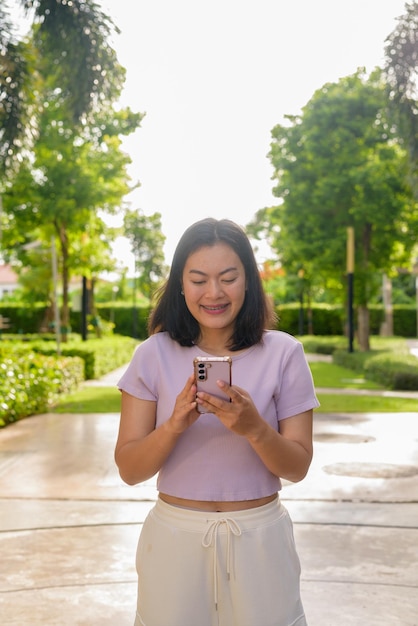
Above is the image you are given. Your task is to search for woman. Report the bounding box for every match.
[115,218,319,626]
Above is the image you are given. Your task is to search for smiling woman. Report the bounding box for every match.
[115,217,319,626]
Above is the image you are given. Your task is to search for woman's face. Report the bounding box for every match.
[181,243,246,335]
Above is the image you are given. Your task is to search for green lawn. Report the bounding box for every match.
[316,393,418,413]
[308,361,382,389]
[53,387,121,413]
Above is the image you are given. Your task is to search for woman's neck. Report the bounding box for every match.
[196,330,232,356]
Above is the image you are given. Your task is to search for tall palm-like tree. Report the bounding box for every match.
[0,0,121,175]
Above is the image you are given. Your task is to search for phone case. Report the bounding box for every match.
[193,356,232,413]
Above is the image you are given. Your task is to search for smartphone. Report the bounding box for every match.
[193,356,232,413]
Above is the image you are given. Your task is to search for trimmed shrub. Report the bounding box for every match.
[299,336,348,355]
[0,352,84,427]
[364,353,418,391]
[29,336,138,379]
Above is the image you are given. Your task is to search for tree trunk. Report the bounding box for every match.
[57,225,70,343]
[357,305,370,351]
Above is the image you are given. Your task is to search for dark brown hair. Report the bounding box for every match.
[148,218,275,350]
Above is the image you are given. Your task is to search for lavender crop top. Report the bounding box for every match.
[117,330,319,501]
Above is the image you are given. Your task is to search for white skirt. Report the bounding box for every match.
[134,497,307,626]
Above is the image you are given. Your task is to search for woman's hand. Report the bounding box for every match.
[165,374,201,435]
[196,381,265,439]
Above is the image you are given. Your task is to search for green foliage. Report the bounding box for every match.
[0,334,138,426]
[384,0,418,194]
[393,305,417,337]
[364,352,418,391]
[277,303,341,335]
[0,351,84,427]
[1,0,123,174]
[266,70,415,284]
[298,335,348,355]
[1,11,144,331]
[0,302,152,338]
[72,305,152,340]
[0,302,47,333]
[332,346,418,391]
[251,69,417,349]
[123,209,168,298]
[28,336,138,379]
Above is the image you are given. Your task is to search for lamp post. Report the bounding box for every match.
[347,227,355,353]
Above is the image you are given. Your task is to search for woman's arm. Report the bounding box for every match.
[196,383,313,483]
[115,375,199,485]
[246,410,313,482]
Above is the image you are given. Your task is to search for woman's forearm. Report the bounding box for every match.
[247,420,313,483]
[115,421,181,486]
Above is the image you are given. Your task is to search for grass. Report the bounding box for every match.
[316,393,418,413]
[53,386,121,413]
[52,359,418,414]
[308,362,382,389]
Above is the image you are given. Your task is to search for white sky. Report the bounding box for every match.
[100,1,407,271]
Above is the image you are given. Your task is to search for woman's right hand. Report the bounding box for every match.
[165,374,200,435]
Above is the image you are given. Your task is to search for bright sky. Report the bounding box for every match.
[100,1,406,271]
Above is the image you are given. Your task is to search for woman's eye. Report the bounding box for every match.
[222,277,236,284]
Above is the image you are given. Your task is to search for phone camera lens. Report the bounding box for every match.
[198,374,205,380]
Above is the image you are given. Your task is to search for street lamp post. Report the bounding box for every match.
[347,227,355,353]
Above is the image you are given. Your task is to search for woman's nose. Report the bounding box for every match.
[207,280,224,297]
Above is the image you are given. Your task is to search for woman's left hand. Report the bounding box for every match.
[196,381,266,439]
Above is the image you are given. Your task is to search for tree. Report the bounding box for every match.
[254,70,416,349]
[2,81,143,334]
[384,1,418,196]
[0,0,121,176]
[123,209,167,299]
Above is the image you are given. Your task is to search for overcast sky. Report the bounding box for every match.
[99,1,407,270]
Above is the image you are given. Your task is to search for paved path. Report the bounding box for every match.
[0,362,417,625]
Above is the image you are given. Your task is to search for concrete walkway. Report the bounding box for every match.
[0,364,417,625]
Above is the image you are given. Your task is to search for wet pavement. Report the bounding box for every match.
[0,364,417,625]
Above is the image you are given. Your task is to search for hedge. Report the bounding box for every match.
[27,336,138,379]
[333,348,418,391]
[0,351,84,427]
[1,302,416,339]
[364,353,418,390]
[0,335,139,427]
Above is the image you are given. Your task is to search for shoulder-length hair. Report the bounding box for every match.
[148,218,275,350]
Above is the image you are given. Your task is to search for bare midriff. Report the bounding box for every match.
[159,492,278,512]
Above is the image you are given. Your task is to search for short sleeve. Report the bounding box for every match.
[275,341,320,420]
[117,339,158,401]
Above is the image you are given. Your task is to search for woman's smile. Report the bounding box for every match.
[201,303,230,314]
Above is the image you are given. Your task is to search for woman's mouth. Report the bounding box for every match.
[201,304,229,314]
